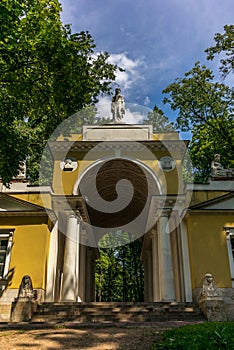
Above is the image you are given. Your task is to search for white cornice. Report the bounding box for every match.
[48,140,189,158]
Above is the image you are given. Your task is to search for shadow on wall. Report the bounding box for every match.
[0,267,15,298]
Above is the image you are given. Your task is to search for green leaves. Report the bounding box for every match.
[95,232,144,302]
[163,62,232,131]
[163,60,234,180]
[143,105,174,132]
[0,0,118,185]
[206,25,234,78]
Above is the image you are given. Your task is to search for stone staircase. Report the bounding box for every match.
[31,302,205,323]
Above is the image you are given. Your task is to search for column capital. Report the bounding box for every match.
[66,211,83,221]
[66,212,77,219]
[150,227,157,236]
[161,209,172,218]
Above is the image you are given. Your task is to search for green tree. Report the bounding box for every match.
[95,247,122,302]
[205,24,234,79]
[143,105,174,132]
[95,232,144,302]
[0,0,118,185]
[163,62,234,179]
[38,106,112,185]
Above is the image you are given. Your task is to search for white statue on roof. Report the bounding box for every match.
[111,88,125,122]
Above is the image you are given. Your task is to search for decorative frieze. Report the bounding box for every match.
[48,140,188,158]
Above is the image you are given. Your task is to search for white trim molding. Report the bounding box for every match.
[224,226,234,288]
[0,229,14,291]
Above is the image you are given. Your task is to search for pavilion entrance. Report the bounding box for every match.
[46,154,192,303]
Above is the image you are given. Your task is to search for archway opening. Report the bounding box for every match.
[76,158,161,302]
[95,231,144,302]
[77,158,161,236]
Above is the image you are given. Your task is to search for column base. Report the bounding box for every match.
[60,296,82,303]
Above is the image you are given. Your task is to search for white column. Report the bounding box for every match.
[158,211,176,301]
[75,220,80,302]
[180,220,193,301]
[61,214,80,301]
[46,222,58,301]
[152,229,160,301]
[78,229,87,301]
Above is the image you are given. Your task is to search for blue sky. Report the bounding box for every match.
[59,0,233,124]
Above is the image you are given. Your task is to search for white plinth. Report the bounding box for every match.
[83,124,153,141]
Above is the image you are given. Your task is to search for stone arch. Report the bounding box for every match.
[73,157,162,236]
[73,156,163,196]
[55,157,191,303]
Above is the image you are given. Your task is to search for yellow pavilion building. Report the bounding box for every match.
[0,124,233,321]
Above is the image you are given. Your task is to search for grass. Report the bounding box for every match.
[0,329,25,337]
[152,322,234,350]
[53,323,67,329]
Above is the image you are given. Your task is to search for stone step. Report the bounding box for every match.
[31,302,204,323]
[35,309,199,317]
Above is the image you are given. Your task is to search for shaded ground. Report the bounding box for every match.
[0,322,204,349]
[0,325,160,350]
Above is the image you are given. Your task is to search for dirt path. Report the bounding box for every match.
[0,325,162,350]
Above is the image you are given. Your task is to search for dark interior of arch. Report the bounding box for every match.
[78,158,160,234]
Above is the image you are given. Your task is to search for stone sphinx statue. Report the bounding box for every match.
[211,154,234,178]
[200,273,220,300]
[198,273,227,321]
[18,275,34,299]
[111,88,125,122]
[11,275,36,322]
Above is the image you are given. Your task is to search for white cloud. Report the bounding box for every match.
[108,53,145,90]
[96,96,112,119]
[60,0,234,109]
[124,108,144,124]
[109,53,143,73]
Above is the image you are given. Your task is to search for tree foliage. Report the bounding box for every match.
[95,232,144,302]
[163,62,234,179]
[205,24,234,78]
[0,0,118,185]
[143,105,174,132]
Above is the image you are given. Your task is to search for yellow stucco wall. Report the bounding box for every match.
[187,213,233,289]
[153,132,180,140]
[0,217,50,290]
[53,158,183,195]
[10,193,52,209]
[190,191,229,206]
[57,134,82,141]
[52,152,184,196]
